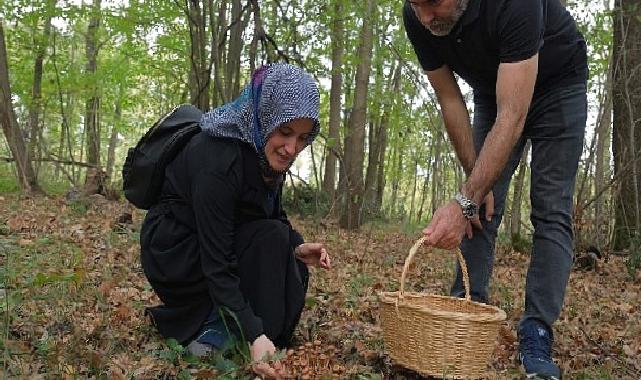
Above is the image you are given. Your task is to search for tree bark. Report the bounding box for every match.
[595,62,613,249]
[612,0,641,249]
[84,0,101,169]
[339,0,374,230]
[374,65,401,212]
[106,99,121,183]
[322,0,344,200]
[430,135,443,216]
[510,141,530,239]
[28,0,55,175]
[225,0,244,100]
[407,154,419,223]
[0,23,41,193]
[388,146,403,217]
[187,0,210,110]
[212,0,227,105]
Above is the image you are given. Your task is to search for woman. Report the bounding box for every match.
[140,63,331,378]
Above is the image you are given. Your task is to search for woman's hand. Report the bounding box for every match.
[251,335,287,379]
[294,243,331,269]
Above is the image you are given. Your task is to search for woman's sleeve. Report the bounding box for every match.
[190,153,264,343]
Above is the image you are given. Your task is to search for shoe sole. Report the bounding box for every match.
[525,371,560,380]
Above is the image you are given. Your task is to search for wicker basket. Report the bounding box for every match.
[379,237,506,379]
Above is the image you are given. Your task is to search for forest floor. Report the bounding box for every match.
[1,194,640,379]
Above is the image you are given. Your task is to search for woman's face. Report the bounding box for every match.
[264,118,314,173]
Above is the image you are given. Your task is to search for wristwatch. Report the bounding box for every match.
[455,192,479,220]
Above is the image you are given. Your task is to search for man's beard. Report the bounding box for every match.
[426,0,469,36]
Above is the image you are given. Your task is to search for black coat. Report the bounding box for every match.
[140,133,304,344]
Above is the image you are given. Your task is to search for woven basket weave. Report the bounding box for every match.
[379,237,506,379]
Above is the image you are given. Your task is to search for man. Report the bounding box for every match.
[403,0,587,379]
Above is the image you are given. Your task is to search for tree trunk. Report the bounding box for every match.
[106,99,121,183]
[510,141,530,239]
[339,0,374,230]
[84,0,101,170]
[187,0,210,110]
[212,0,226,105]
[430,135,443,216]
[595,62,613,250]
[374,66,401,213]
[417,173,429,223]
[363,56,384,215]
[51,28,76,182]
[322,0,344,200]
[388,146,403,217]
[28,1,55,175]
[225,0,244,100]
[407,154,419,223]
[249,0,269,73]
[0,23,41,193]
[612,0,641,249]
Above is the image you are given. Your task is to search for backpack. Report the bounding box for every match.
[122,104,203,209]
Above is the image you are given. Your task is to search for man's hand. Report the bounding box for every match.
[469,191,495,232]
[251,335,287,379]
[423,191,495,249]
[294,243,331,270]
[423,200,468,250]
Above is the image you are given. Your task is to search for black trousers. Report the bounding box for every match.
[233,220,308,347]
[142,207,308,347]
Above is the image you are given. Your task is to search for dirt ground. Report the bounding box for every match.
[1,194,639,379]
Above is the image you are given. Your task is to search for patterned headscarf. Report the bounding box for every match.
[201,63,320,176]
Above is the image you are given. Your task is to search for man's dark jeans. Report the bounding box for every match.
[451,83,587,329]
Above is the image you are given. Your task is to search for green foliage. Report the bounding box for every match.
[347,272,374,308]
[282,184,332,217]
[511,233,532,254]
[0,166,20,193]
[155,308,257,379]
[68,200,88,215]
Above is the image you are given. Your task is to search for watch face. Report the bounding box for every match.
[455,193,478,219]
[464,205,476,217]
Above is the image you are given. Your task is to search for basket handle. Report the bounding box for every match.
[398,237,471,302]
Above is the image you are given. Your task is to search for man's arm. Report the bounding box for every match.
[426,66,476,176]
[461,54,539,205]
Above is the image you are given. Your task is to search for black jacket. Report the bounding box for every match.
[140,132,304,343]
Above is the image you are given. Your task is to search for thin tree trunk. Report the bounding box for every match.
[28,1,55,176]
[408,155,419,223]
[84,0,101,170]
[187,0,210,109]
[249,0,267,73]
[226,0,243,100]
[389,146,403,217]
[363,56,384,214]
[212,0,226,105]
[510,141,530,238]
[335,71,353,218]
[106,99,121,183]
[339,0,375,230]
[612,0,641,249]
[374,66,401,213]
[430,136,443,216]
[0,23,41,193]
[595,62,613,250]
[56,115,64,180]
[322,0,344,200]
[417,174,429,223]
[51,29,76,181]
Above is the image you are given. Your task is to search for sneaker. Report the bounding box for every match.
[186,340,215,357]
[518,320,562,379]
